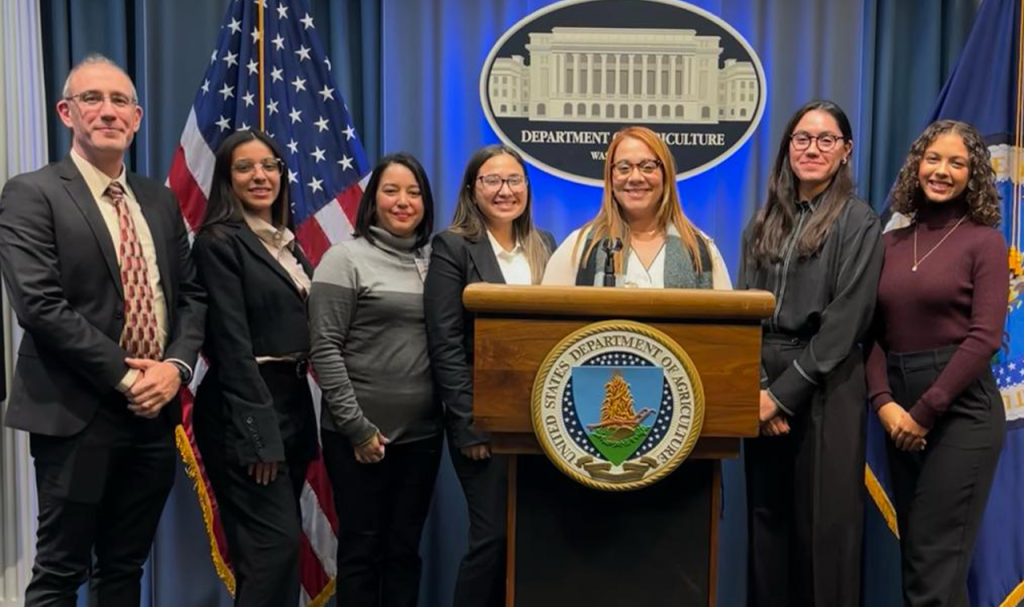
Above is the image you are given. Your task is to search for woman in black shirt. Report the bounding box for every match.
[739,100,883,607]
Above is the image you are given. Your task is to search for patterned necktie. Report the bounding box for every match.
[106,182,163,360]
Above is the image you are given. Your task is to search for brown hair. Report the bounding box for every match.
[449,145,551,283]
[201,129,291,232]
[748,100,856,266]
[574,126,705,274]
[890,120,1000,227]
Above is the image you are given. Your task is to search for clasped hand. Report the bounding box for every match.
[878,402,928,452]
[125,358,182,418]
[354,432,389,464]
[758,390,790,436]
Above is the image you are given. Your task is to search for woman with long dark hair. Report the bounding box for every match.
[867,120,1007,607]
[424,144,554,607]
[542,125,730,288]
[309,152,440,607]
[192,129,317,607]
[739,100,883,607]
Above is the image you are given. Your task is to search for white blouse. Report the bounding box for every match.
[541,227,733,289]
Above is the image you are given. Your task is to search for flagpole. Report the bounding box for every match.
[1013,0,1023,260]
[258,0,265,132]
[1012,0,1024,268]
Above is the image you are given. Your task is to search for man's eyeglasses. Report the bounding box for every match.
[232,158,284,175]
[790,132,844,152]
[65,91,136,110]
[478,174,526,190]
[612,159,662,177]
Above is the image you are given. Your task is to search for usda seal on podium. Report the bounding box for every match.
[531,320,704,491]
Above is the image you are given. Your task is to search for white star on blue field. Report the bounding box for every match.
[560,352,673,458]
[995,358,1024,390]
[587,352,649,367]
[562,378,601,456]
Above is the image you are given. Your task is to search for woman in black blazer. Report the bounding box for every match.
[192,130,317,607]
[424,144,555,607]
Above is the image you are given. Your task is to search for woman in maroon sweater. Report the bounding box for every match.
[867,120,1007,607]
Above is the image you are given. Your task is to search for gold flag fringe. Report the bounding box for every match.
[175,424,237,596]
[864,464,900,539]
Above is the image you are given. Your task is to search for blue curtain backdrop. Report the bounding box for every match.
[35,1,981,605]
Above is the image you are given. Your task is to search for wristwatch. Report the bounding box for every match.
[168,360,192,384]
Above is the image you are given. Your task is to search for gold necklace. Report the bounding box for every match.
[912,215,968,272]
[629,225,663,241]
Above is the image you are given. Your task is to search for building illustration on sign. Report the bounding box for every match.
[488,27,759,123]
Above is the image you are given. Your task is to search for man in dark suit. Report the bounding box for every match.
[1,287,6,402]
[0,54,205,607]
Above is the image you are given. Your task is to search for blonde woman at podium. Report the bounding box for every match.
[541,125,731,289]
[424,145,555,607]
[738,100,883,607]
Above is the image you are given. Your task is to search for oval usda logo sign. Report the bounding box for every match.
[531,320,705,491]
[480,0,767,185]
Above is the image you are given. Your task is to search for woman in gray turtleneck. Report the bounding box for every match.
[308,153,441,607]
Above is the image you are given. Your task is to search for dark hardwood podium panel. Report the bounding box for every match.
[464,285,774,451]
[473,317,762,446]
[511,456,719,607]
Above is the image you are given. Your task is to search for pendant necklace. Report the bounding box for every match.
[912,215,968,272]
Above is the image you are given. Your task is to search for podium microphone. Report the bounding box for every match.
[601,238,623,287]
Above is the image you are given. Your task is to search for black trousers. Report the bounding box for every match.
[885,347,1005,607]
[25,404,177,607]
[449,441,508,607]
[323,430,442,607]
[199,442,307,607]
[194,364,316,607]
[746,338,865,607]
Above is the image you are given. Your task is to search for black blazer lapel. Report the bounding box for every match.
[467,236,506,284]
[238,225,309,297]
[294,245,313,278]
[57,158,123,299]
[128,173,174,306]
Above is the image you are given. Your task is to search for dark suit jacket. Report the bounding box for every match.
[191,222,316,466]
[0,157,206,437]
[424,228,556,448]
[1,282,5,402]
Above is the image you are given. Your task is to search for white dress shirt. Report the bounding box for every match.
[486,229,533,286]
[70,150,188,391]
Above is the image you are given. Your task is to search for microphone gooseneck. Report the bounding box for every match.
[601,238,623,287]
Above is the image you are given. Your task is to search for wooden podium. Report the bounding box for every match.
[463,285,774,607]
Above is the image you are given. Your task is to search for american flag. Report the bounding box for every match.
[166,1,371,605]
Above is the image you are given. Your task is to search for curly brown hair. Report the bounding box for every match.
[890,120,1000,227]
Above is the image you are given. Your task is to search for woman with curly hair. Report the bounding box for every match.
[866,119,1008,607]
